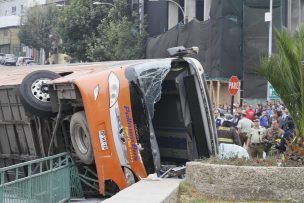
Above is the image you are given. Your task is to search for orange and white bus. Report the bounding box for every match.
[0,47,218,196]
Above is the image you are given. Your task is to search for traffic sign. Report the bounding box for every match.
[268,84,280,100]
[228,76,239,96]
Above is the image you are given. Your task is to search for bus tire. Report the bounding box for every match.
[19,70,60,117]
[70,111,94,164]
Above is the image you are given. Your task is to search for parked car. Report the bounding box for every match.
[25,60,38,66]
[16,57,33,66]
[0,46,218,196]
[3,54,16,66]
[0,53,4,64]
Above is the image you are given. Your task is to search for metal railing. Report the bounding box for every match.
[0,152,73,203]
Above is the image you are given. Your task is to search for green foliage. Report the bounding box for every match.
[19,5,60,59]
[259,28,304,138]
[87,0,147,61]
[179,181,192,196]
[58,0,108,61]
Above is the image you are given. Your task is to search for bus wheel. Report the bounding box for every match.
[70,111,94,164]
[18,70,60,117]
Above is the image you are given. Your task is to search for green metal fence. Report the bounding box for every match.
[0,152,73,203]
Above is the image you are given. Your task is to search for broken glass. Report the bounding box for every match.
[132,60,171,118]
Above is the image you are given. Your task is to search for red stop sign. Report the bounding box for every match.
[228,76,239,96]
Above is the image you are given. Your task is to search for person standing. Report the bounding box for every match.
[237,110,254,146]
[247,116,266,158]
[255,104,263,117]
[217,120,242,146]
[279,118,295,153]
[281,108,290,129]
[263,119,285,157]
[214,109,224,128]
[259,110,270,128]
[232,111,241,127]
[246,105,255,121]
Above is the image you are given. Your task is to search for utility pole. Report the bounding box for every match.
[268,0,273,58]
[266,0,273,101]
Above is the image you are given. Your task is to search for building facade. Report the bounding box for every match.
[145,0,209,36]
[0,0,46,59]
[145,0,304,103]
[287,0,304,33]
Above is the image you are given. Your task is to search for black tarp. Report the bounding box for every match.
[210,0,243,19]
[145,1,168,37]
[146,17,243,79]
[243,2,282,98]
[145,0,283,100]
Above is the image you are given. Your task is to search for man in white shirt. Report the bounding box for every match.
[237,110,254,146]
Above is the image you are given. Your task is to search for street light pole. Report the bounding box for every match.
[8,29,12,54]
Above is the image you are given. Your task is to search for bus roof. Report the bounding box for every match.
[0,59,165,87]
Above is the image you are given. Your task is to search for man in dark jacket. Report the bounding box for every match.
[279,118,295,153]
[217,120,242,146]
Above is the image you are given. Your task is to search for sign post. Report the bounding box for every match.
[228,76,240,115]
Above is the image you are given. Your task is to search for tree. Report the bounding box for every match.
[259,28,304,161]
[259,28,304,138]
[87,0,147,61]
[19,5,59,61]
[58,0,108,61]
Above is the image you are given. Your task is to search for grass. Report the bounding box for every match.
[177,181,285,203]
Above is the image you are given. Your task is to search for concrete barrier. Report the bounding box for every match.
[103,178,182,203]
[186,162,304,202]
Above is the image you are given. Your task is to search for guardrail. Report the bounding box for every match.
[0,152,72,203]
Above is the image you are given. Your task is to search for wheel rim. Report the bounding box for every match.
[75,124,89,154]
[31,78,51,102]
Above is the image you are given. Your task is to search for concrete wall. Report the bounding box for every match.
[167,0,211,30]
[168,2,179,29]
[287,0,304,33]
[185,0,196,22]
[204,0,211,20]
[186,162,304,202]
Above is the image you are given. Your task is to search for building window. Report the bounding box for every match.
[5,10,9,16]
[196,0,204,21]
[4,30,8,36]
[12,6,16,15]
[21,5,24,14]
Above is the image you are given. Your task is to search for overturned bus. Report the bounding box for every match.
[0,47,218,196]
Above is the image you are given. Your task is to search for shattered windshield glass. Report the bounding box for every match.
[132,60,171,118]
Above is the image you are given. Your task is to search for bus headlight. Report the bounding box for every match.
[109,72,120,108]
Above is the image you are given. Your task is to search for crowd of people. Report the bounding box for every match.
[214,101,295,159]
